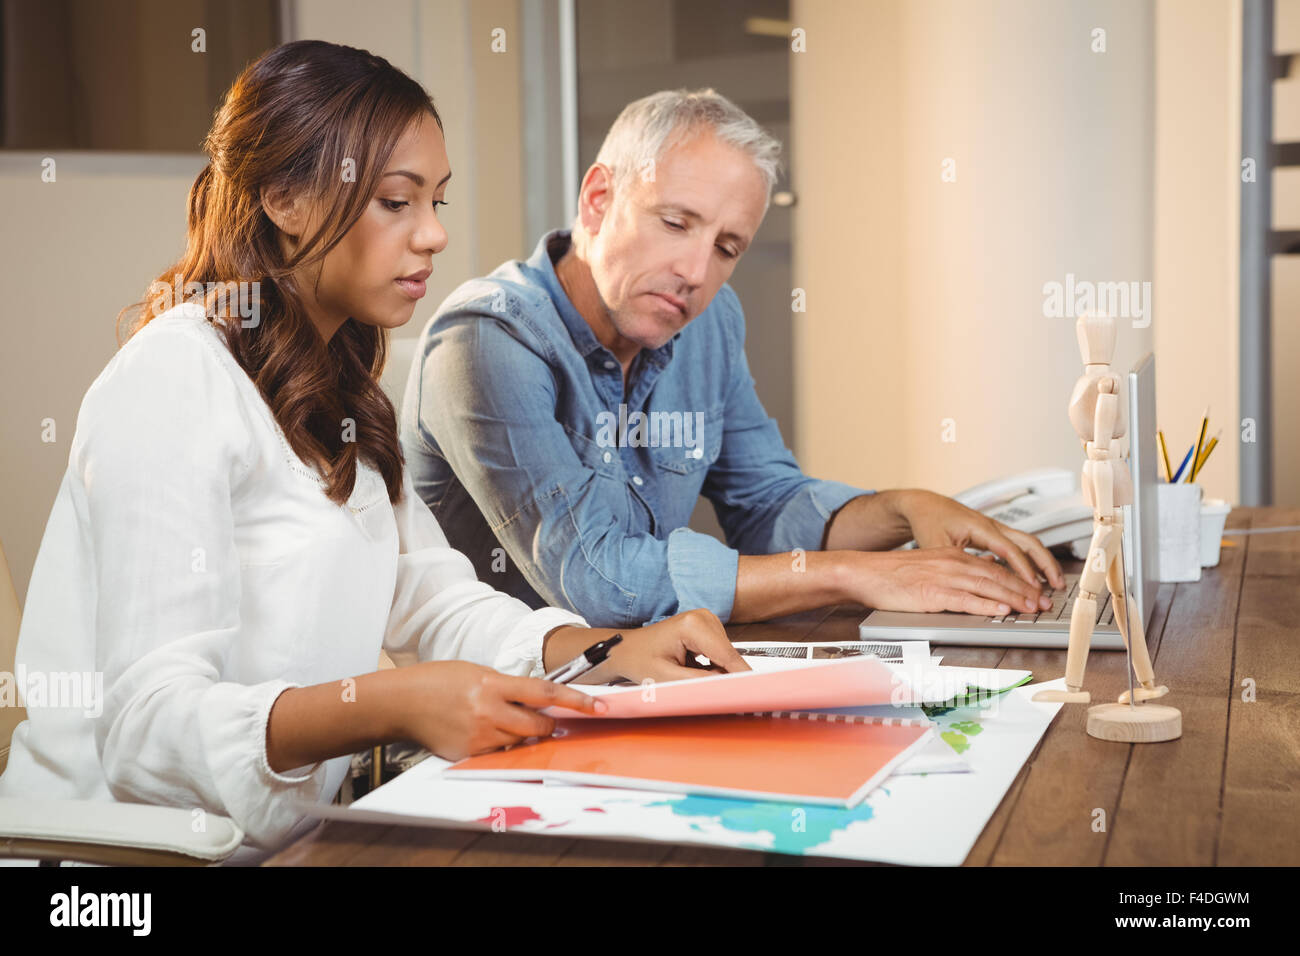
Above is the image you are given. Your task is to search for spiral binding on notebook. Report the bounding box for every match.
[742,711,936,727]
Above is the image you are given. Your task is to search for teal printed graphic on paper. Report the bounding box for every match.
[650,795,876,855]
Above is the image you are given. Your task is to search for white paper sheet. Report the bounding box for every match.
[299,678,1064,865]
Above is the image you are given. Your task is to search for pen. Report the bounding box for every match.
[1157,430,1173,483]
[543,634,623,684]
[1170,445,1195,483]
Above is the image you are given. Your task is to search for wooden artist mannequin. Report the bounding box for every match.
[1031,313,1182,743]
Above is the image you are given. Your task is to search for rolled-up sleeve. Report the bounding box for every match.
[764,480,872,552]
[384,466,588,676]
[665,528,739,621]
[84,326,330,851]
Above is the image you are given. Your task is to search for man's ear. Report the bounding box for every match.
[576,163,615,237]
[260,182,307,239]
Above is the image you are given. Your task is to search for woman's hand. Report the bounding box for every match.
[395,660,607,761]
[587,608,750,684]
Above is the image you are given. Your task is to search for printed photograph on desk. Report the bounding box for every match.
[727,639,933,665]
[0,0,1293,936]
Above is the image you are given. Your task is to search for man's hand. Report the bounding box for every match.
[840,547,1054,618]
[897,490,1066,603]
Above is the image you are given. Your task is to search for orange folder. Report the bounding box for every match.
[446,712,935,807]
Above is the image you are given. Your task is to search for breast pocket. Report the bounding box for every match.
[649,406,723,478]
[647,407,724,531]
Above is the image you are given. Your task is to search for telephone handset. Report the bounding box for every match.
[899,466,1094,551]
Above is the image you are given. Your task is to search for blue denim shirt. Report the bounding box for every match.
[399,229,872,627]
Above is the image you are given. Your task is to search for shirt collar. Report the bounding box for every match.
[528,229,679,366]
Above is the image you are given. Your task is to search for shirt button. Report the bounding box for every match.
[602,451,612,463]
[603,360,617,370]
[692,447,704,459]
[632,475,644,486]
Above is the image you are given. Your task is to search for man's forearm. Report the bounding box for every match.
[730,551,858,623]
[541,491,925,632]
[729,490,925,623]
[822,489,921,552]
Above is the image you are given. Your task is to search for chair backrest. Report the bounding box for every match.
[0,535,26,775]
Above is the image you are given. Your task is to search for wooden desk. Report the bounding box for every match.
[266,506,1300,867]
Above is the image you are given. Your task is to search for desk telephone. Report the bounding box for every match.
[952,467,1094,549]
[899,466,1094,553]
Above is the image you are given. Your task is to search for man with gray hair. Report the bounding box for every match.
[401,88,1063,643]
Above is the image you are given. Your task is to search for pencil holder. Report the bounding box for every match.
[1199,498,1231,568]
[1156,482,1202,582]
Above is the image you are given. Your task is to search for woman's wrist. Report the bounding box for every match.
[541,623,576,673]
[266,668,413,774]
[363,667,415,743]
[543,624,634,683]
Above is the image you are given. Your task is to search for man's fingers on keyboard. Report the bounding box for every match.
[996,559,1052,609]
[1005,527,1066,590]
[942,589,1009,617]
[954,575,1034,615]
[964,555,1041,611]
[982,532,1044,597]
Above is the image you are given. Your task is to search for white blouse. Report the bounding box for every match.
[0,302,586,864]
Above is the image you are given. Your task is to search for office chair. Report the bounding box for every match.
[0,534,243,865]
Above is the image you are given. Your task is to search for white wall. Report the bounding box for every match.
[1152,0,1242,504]
[792,0,1160,500]
[0,152,205,604]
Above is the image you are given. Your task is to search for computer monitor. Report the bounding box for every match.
[1125,352,1159,632]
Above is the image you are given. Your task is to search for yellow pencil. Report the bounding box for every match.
[1187,407,1209,484]
[1157,430,1173,482]
[1191,432,1220,482]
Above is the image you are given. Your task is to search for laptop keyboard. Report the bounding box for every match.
[988,573,1116,627]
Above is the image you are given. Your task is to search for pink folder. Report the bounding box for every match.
[543,655,909,719]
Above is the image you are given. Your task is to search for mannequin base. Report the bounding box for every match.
[1086,702,1182,742]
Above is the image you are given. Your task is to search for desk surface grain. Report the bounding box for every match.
[265,506,1300,867]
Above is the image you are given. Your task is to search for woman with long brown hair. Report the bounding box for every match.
[0,40,745,864]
